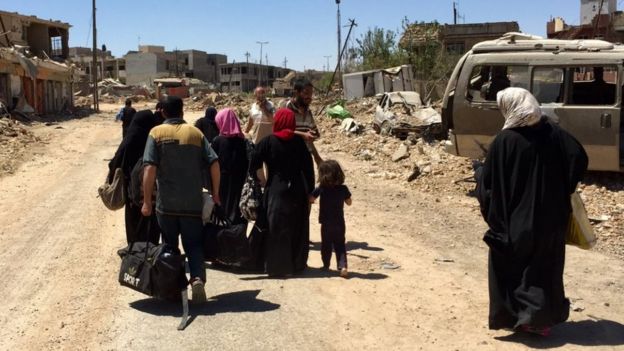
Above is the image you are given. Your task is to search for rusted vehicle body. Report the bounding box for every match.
[442,33,624,171]
[373,91,442,139]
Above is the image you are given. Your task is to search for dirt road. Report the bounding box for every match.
[0,109,623,350]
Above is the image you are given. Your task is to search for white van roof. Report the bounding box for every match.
[472,32,617,53]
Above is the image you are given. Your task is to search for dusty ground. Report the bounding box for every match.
[0,104,623,350]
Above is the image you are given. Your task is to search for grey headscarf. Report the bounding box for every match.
[496,87,542,130]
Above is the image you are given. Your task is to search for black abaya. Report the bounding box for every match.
[108,110,163,244]
[250,135,314,276]
[210,136,248,224]
[476,118,588,330]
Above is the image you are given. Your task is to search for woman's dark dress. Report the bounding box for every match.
[476,119,587,330]
[107,110,163,244]
[210,136,249,224]
[250,135,314,276]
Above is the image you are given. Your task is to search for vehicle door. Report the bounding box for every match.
[452,57,530,158]
[532,63,621,171]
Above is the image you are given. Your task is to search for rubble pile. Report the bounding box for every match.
[0,118,40,177]
[311,96,624,260]
[185,93,250,120]
[578,178,624,259]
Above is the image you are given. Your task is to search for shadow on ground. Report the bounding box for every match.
[239,267,388,281]
[495,318,624,348]
[309,241,384,252]
[130,289,280,327]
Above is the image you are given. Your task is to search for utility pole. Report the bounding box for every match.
[91,0,99,112]
[174,47,179,77]
[244,51,250,64]
[453,1,458,25]
[283,57,288,69]
[593,0,606,38]
[336,0,342,73]
[256,41,268,86]
[324,55,331,72]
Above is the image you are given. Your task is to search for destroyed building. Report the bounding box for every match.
[124,45,225,87]
[219,62,292,93]
[0,11,73,114]
[547,0,624,41]
[400,21,520,55]
[69,47,126,84]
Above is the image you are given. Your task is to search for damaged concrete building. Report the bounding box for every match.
[124,45,226,87]
[547,0,624,41]
[400,21,520,55]
[0,11,73,114]
[69,47,126,83]
[219,62,292,93]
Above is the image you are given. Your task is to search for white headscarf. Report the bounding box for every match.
[496,87,542,130]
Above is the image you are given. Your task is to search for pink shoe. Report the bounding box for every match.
[520,324,551,336]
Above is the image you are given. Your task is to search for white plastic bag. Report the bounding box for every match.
[202,192,214,225]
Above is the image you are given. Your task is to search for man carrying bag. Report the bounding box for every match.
[118,218,190,330]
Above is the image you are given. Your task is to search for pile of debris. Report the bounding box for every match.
[311,96,624,260]
[0,117,40,177]
[185,92,250,119]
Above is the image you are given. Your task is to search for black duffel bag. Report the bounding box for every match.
[117,218,191,329]
[204,206,250,266]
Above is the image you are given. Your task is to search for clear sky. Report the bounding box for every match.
[4,0,580,71]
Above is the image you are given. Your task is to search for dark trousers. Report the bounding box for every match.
[321,222,347,269]
[157,214,206,282]
[125,202,160,245]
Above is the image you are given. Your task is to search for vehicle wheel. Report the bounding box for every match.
[380,121,392,136]
[372,122,381,134]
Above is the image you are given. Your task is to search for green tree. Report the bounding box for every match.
[355,27,406,70]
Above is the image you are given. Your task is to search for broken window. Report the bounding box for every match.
[532,67,564,103]
[466,65,529,102]
[569,66,617,105]
[50,36,62,57]
[446,42,465,55]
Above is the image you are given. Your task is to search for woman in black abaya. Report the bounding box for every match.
[476,88,588,336]
[250,108,314,276]
[107,109,163,244]
[210,108,248,224]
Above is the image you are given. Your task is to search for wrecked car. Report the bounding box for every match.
[442,33,624,172]
[373,91,442,139]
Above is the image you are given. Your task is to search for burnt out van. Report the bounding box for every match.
[442,33,624,171]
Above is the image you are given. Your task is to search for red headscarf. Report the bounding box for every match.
[273,108,296,140]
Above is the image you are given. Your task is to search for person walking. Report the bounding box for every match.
[211,108,249,224]
[309,160,352,278]
[245,86,275,144]
[194,106,220,143]
[476,87,588,336]
[115,98,137,138]
[141,96,221,302]
[107,109,163,244]
[250,108,314,277]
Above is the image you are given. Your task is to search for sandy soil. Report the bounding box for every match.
[0,107,623,350]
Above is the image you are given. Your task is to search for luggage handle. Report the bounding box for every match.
[127,216,153,262]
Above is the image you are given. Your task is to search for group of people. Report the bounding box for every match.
[107,78,353,303]
[108,79,589,337]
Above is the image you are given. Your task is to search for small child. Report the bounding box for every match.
[310,160,352,278]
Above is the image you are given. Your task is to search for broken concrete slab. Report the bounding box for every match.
[392,143,410,162]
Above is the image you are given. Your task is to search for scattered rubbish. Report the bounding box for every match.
[327,101,352,120]
[434,258,455,263]
[340,118,363,134]
[407,166,421,182]
[589,215,611,223]
[380,263,400,270]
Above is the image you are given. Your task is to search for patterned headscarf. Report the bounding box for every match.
[215,108,244,138]
[497,87,542,130]
[273,108,296,140]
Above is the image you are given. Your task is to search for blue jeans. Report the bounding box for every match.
[157,214,205,282]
